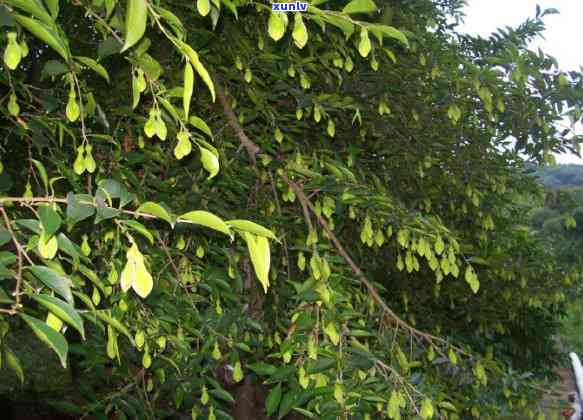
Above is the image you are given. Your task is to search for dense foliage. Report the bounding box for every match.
[1,0,583,418]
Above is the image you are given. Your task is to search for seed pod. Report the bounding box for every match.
[3,32,22,70]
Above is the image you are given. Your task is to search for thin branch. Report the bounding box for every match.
[213,76,260,163]
[0,206,33,313]
[282,172,462,350]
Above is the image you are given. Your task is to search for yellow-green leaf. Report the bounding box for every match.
[180,210,232,237]
[292,14,308,49]
[4,33,22,70]
[189,115,213,139]
[66,95,80,122]
[121,0,148,53]
[324,322,339,345]
[199,146,219,179]
[268,12,286,41]
[226,220,278,241]
[183,62,194,120]
[420,399,434,419]
[134,260,153,298]
[243,232,270,293]
[197,0,210,16]
[358,28,372,57]
[136,201,173,226]
[342,0,377,14]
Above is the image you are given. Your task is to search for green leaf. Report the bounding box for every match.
[208,388,235,404]
[199,146,219,179]
[31,159,49,192]
[183,62,194,120]
[0,226,10,247]
[74,56,110,83]
[4,346,24,384]
[278,390,297,419]
[180,210,232,237]
[28,265,73,303]
[177,41,215,102]
[13,14,69,61]
[247,362,277,376]
[41,60,68,80]
[189,116,213,139]
[226,220,278,242]
[5,0,53,25]
[66,193,95,226]
[342,0,377,14]
[31,294,85,339]
[44,0,59,19]
[119,220,155,244]
[20,313,68,368]
[56,233,85,265]
[38,204,61,238]
[93,310,134,344]
[121,0,148,53]
[368,24,409,47]
[136,202,174,227]
[266,383,282,417]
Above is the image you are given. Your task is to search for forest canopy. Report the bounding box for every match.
[1,0,583,419]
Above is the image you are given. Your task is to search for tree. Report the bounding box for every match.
[1,0,582,418]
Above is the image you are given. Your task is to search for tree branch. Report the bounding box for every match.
[213,76,260,163]
[281,172,457,348]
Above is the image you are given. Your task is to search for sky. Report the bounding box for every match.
[460,0,583,164]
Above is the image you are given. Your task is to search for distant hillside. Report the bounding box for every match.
[535,164,583,188]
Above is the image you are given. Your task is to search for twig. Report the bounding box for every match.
[0,206,33,313]
[213,76,260,163]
